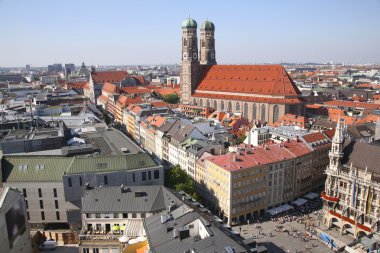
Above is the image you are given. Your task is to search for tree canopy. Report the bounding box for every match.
[163,94,179,104]
[164,165,200,201]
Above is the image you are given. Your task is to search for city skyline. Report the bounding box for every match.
[1,0,380,67]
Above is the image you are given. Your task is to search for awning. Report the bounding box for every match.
[266,204,294,216]
[346,227,355,234]
[292,198,308,206]
[303,192,319,200]
[332,222,340,227]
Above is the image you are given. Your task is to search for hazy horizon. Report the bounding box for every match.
[1,0,380,67]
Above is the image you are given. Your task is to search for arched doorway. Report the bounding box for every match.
[273,105,279,123]
[356,230,367,238]
[342,224,354,235]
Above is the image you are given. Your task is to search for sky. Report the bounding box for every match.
[0,0,380,67]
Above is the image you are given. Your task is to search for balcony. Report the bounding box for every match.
[321,192,339,202]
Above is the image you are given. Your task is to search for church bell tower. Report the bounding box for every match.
[200,20,216,65]
[180,18,200,105]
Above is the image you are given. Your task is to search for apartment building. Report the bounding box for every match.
[198,140,317,225]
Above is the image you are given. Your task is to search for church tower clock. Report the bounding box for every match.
[180,18,200,105]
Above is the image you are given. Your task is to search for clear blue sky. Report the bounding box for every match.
[1,0,379,67]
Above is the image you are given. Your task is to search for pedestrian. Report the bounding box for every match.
[247,219,250,225]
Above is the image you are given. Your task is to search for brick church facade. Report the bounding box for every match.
[180,18,305,124]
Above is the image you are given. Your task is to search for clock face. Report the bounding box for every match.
[183,53,187,59]
[211,53,215,59]
[193,53,197,59]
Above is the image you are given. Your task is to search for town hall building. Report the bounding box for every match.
[180,18,305,124]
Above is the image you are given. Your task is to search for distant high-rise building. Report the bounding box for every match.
[47,64,63,73]
[64,63,75,76]
[25,64,31,72]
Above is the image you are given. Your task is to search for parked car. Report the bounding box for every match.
[39,239,57,251]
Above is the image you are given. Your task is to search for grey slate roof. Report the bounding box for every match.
[342,140,380,174]
[81,185,181,213]
[144,206,248,253]
[2,153,158,182]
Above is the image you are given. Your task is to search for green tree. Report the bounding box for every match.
[163,94,179,104]
[164,165,200,200]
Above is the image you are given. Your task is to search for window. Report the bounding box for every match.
[154,170,159,179]
[38,188,42,197]
[53,188,57,198]
[148,171,151,180]
[142,172,147,181]
[27,211,30,220]
[68,178,72,187]
[244,103,248,118]
[40,200,44,209]
[79,177,83,186]
[221,101,225,111]
[83,248,90,253]
[273,105,279,123]
[132,173,135,183]
[93,249,99,253]
[132,213,137,218]
[213,100,217,110]
[253,103,257,120]
[41,211,45,221]
[55,200,59,209]
[95,213,100,218]
[123,213,128,218]
[25,200,29,209]
[104,175,108,185]
[56,211,60,220]
[236,102,240,112]
[261,104,266,122]
[22,188,27,198]
[228,101,232,111]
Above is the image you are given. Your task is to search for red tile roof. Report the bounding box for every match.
[65,81,88,89]
[196,65,301,96]
[272,114,308,128]
[206,140,311,172]
[91,71,129,83]
[324,100,380,110]
[103,82,118,93]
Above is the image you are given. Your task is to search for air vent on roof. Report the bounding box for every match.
[35,164,45,171]
[135,191,147,197]
[18,164,28,171]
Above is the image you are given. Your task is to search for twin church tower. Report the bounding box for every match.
[180,18,216,104]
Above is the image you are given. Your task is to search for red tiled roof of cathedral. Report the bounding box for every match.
[91,71,129,83]
[196,65,301,96]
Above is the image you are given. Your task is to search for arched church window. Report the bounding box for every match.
[261,104,266,122]
[183,39,187,47]
[200,99,203,107]
[244,103,248,118]
[193,98,197,105]
[228,101,232,111]
[213,100,217,110]
[273,105,279,123]
[206,99,210,107]
[253,103,257,120]
[221,101,225,111]
[236,102,240,112]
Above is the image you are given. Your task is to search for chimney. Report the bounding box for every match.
[232,152,237,162]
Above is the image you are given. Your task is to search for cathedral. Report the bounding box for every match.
[180,18,305,124]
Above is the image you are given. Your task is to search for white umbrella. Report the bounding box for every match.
[128,238,138,245]
[119,236,129,243]
[136,236,146,242]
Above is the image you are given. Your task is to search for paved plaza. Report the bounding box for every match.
[231,210,356,253]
